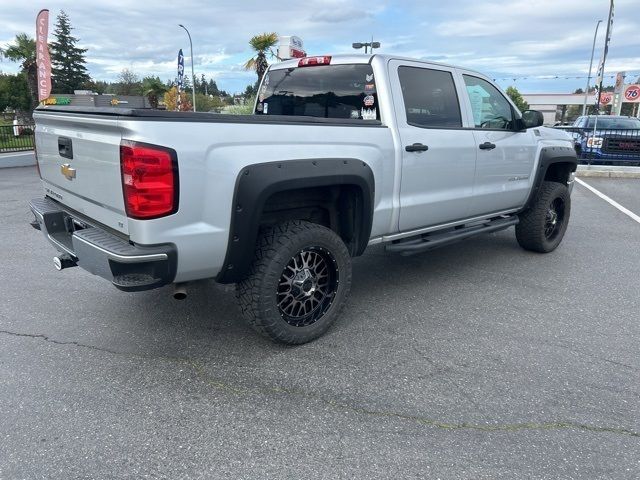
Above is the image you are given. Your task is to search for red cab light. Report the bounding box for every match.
[120,141,179,219]
[298,56,332,67]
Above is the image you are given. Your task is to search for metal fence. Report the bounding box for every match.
[556,126,640,165]
[0,124,35,153]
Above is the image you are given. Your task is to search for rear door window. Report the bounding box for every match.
[397,66,462,128]
[255,64,379,120]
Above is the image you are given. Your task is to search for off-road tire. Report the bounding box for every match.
[236,220,352,344]
[516,181,570,253]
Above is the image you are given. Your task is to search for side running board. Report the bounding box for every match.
[385,216,519,256]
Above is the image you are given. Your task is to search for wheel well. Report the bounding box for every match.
[260,185,365,255]
[544,162,574,184]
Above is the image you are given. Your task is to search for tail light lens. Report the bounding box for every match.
[120,141,179,219]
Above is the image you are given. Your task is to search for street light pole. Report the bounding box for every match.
[352,39,381,54]
[178,24,197,112]
[582,19,602,116]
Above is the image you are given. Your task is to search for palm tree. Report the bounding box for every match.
[1,33,38,110]
[244,33,279,82]
[142,76,168,109]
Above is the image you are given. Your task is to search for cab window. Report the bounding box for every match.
[256,64,379,120]
[398,66,462,128]
[463,75,514,130]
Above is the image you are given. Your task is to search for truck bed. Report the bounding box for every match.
[33,105,395,282]
[36,106,383,126]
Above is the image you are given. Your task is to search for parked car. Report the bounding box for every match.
[29,54,577,344]
[569,115,640,164]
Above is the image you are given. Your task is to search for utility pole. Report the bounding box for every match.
[582,20,602,116]
[593,0,615,118]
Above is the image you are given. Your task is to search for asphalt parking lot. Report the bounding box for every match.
[1,166,639,479]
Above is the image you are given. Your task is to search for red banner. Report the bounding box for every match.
[36,9,51,102]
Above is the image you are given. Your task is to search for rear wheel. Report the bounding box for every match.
[516,181,571,253]
[236,220,352,344]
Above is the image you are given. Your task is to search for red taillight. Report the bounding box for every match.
[120,141,178,219]
[298,56,332,67]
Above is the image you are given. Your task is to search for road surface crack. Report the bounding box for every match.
[0,329,125,356]
[2,329,638,438]
[185,359,640,438]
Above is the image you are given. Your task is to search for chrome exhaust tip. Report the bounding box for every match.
[54,254,77,271]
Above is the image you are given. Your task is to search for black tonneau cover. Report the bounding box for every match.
[35,106,383,127]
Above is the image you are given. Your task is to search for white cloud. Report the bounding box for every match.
[0,0,638,93]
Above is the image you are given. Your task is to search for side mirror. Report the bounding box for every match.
[521,110,544,129]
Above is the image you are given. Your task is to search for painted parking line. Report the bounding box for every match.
[575,177,640,224]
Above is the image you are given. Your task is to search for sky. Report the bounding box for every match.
[1,0,639,95]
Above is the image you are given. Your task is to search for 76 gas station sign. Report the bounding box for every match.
[624,84,640,102]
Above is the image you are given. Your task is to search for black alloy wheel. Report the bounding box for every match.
[237,220,352,344]
[516,180,571,253]
[544,197,566,240]
[277,247,339,327]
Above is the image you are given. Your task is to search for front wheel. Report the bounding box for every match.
[516,181,571,253]
[236,221,352,344]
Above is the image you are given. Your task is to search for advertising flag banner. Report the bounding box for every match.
[177,49,184,90]
[36,9,51,102]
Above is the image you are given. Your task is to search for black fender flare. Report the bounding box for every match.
[520,146,577,212]
[216,158,375,284]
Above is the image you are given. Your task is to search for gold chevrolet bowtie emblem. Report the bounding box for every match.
[60,163,76,181]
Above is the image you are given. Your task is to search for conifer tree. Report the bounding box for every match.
[50,11,90,93]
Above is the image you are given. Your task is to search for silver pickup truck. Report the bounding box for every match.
[30,54,577,344]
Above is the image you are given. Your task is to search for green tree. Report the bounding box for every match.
[505,86,529,112]
[194,92,224,112]
[142,76,168,109]
[244,32,279,82]
[197,73,208,95]
[0,33,37,109]
[243,82,258,98]
[114,68,141,95]
[207,79,220,96]
[84,79,110,94]
[50,10,90,93]
[0,73,32,112]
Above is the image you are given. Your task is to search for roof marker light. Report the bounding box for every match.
[298,56,332,67]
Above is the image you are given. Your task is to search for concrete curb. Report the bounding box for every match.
[576,165,640,179]
[0,151,36,168]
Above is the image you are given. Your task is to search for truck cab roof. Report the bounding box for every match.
[269,53,486,78]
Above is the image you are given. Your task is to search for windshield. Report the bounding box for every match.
[255,64,379,120]
[586,117,640,129]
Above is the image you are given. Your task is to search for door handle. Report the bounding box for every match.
[405,143,429,152]
[479,142,496,150]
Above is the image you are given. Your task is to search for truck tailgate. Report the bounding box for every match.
[34,110,128,234]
